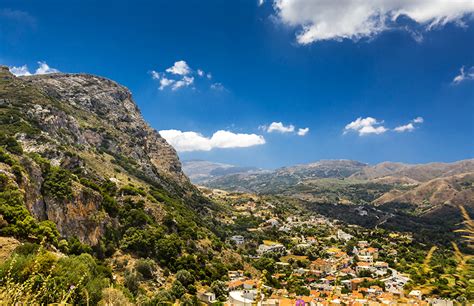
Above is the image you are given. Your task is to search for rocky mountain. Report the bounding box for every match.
[0,66,253,304]
[182,159,261,184]
[0,65,217,246]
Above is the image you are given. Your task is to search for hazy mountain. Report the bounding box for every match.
[182,159,262,184]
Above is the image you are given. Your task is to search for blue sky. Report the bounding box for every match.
[1,0,473,169]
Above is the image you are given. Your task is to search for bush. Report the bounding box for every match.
[42,166,74,200]
[135,259,155,280]
[0,135,23,155]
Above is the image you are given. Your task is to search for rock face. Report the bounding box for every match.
[0,66,193,245]
[22,73,187,185]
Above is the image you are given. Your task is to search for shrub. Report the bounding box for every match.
[135,259,155,280]
[42,166,74,200]
[0,135,23,155]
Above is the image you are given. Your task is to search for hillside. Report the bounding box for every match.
[0,66,241,304]
[203,159,474,217]
[374,172,474,213]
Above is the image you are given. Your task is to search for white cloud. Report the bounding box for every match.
[166,60,191,75]
[151,60,218,91]
[267,121,295,133]
[172,76,194,90]
[413,116,424,123]
[344,117,387,136]
[159,77,175,90]
[9,65,31,76]
[272,0,474,44]
[394,123,415,132]
[151,70,160,80]
[394,117,424,132]
[258,0,265,6]
[159,129,265,152]
[452,66,474,84]
[35,61,59,74]
[9,61,59,76]
[297,127,309,136]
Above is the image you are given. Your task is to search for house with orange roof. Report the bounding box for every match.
[355,261,373,274]
[359,247,378,260]
[279,298,296,306]
[310,258,336,274]
[227,279,244,290]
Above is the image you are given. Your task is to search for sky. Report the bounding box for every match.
[1,0,473,169]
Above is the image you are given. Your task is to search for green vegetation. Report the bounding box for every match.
[42,166,74,200]
[0,243,111,305]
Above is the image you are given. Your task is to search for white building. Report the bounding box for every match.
[337,230,353,242]
[230,235,245,245]
[197,291,217,304]
[228,290,257,306]
[257,244,286,255]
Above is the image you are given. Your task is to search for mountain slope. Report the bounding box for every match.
[0,65,219,246]
[350,159,474,182]
[374,172,474,213]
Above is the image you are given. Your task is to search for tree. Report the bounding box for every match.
[211,280,228,301]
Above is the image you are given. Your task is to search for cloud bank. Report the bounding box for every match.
[159,129,266,152]
[272,0,474,44]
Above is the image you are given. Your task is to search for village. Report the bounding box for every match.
[200,189,456,306]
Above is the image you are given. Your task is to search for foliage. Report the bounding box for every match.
[0,244,111,305]
[0,173,60,244]
[42,166,74,200]
[0,134,23,155]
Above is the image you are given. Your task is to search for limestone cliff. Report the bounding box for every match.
[0,66,200,245]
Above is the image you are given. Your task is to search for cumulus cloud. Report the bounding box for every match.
[35,61,59,74]
[172,76,194,90]
[394,123,414,132]
[344,117,387,136]
[9,65,31,76]
[297,127,310,136]
[394,117,424,132]
[272,0,474,44]
[266,122,295,133]
[159,77,175,90]
[151,60,219,91]
[166,60,191,75]
[159,129,266,152]
[9,61,59,76]
[452,66,474,84]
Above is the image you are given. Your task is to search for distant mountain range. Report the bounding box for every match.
[182,160,263,184]
[183,159,474,216]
